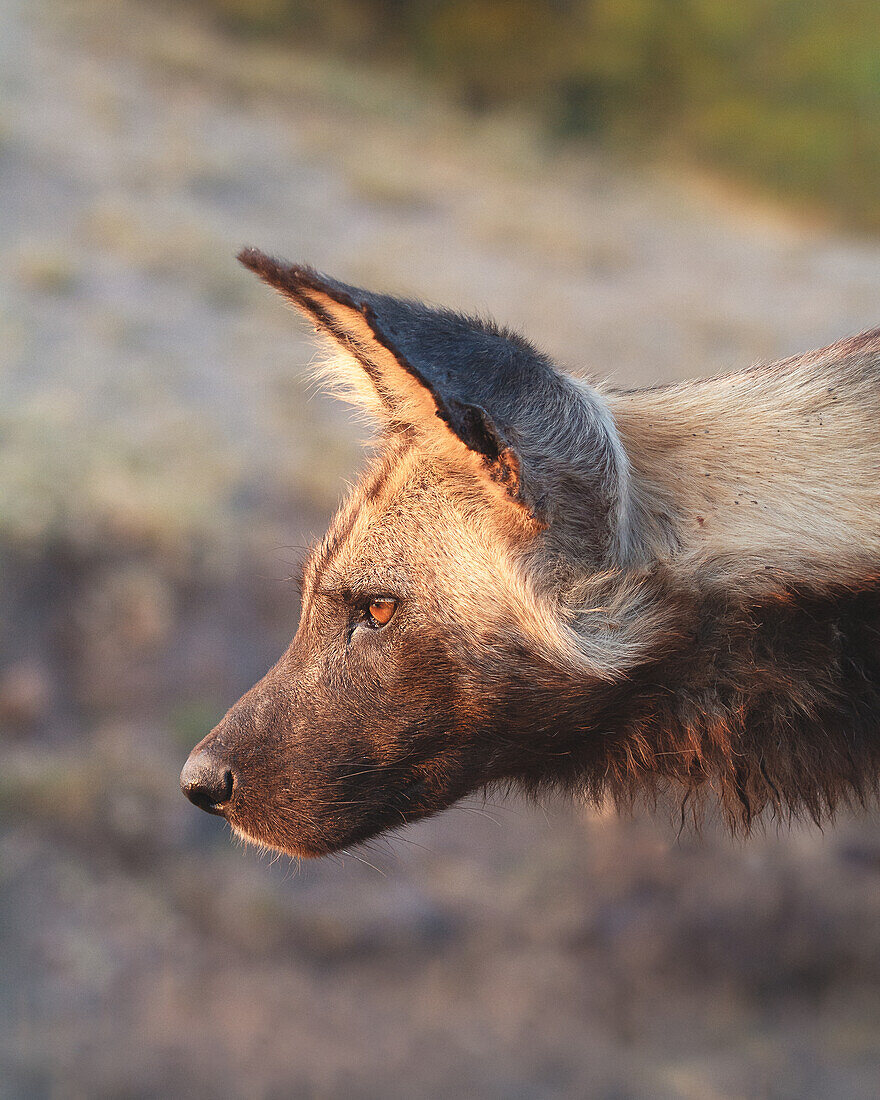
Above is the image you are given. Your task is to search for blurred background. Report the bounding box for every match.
[1,0,880,1096]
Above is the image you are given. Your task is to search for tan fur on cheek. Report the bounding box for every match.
[406,484,650,684]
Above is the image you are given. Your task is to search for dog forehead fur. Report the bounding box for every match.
[304,435,569,676]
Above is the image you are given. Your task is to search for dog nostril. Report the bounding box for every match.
[180,750,235,816]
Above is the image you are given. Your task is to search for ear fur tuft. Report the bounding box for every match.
[238,248,397,419]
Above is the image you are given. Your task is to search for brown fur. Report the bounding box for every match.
[179,253,880,856]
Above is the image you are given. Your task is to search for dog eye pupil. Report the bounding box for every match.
[368,598,396,626]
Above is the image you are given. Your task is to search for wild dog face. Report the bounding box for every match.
[180,251,631,856]
[181,256,880,847]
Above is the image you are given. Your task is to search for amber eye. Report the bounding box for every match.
[367,597,397,627]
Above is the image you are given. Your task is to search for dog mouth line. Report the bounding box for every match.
[219,752,460,855]
[226,786,437,856]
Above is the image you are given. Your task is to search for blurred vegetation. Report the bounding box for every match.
[189,0,880,230]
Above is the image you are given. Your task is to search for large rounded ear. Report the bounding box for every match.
[239,249,633,557]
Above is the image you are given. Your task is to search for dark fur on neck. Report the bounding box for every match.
[500,575,880,832]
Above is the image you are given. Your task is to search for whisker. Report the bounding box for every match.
[340,849,387,876]
[455,803,503,826]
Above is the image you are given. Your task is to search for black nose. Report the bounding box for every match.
[180,749,234,815]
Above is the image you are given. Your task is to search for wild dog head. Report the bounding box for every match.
[180,250,638,856]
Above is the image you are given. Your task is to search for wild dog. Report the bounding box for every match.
[180,249,880,857]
